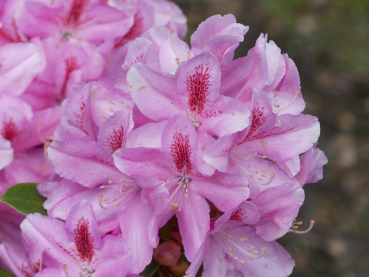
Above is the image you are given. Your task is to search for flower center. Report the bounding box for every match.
[169,177,190,213]
[98,180,140,209]
[213,227,267,263]
[229,150,275,185]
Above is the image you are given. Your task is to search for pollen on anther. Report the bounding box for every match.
[108,180,113,184]
[108,100,114,104]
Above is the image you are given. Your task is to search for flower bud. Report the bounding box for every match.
[153,240,182,267]
[167,259,190,277]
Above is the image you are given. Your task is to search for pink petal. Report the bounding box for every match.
[125,121,167,148]
[65,201,102,260]
[48,138,126,187]
[251,183,305,241]
[0,42,45,96]
[161,113,198,176]
[118,194,153,274]
[176,192,210,261]
[97,110,133,154]
[177,52,221,115]
[128,63,181,121]
[93,235,132,277]
[191,173,249,212]
[296,144,327,186]
[0,136,13,170]
[198,95,250,137]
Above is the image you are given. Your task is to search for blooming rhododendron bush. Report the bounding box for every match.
[0,0,328,275]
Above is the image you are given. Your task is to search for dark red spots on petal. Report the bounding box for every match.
[32,259,41,274]
[18,264,32,277]
[135,53,145,64]
[107,125,124,154]
[60,56,79,99]
[115,11,144,48]
[1,118,19,141]
[74,217,95,263]
[246,106,266,140]
[64,0,91,27]
[230,208,248,222]
[170,132,192,175]
[186,64,212,115]
[74,101,86,130]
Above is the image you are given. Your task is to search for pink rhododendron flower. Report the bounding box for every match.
[20,200,132,276]
[114,113,250,260]
[0,242,43,277]
[186,202,295,277]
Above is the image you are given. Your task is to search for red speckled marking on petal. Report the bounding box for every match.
[115,11,144,48]
[0,18,21,43]
[107,125,124,154]
[230,208,248,222]
[18,264,32,277]
[186,64,212,115]
[134,53,145,63]
[60,56,79,99]
[170,132,192,175]
[64,0,91,27]
[1,118,19,141]
[74,217,95,263]
[74,101,86,130]
[32,259,41,274]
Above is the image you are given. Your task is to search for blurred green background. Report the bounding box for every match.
[171,0,369,276]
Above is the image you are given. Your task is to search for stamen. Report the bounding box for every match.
[97,181,140,209]
[214,227,267,261]
[169,178,189,213]
[289,219,315,234]
[169,29,180,64]
[294,220,315,234]
[274,90,299,110]
[36,121,47,144]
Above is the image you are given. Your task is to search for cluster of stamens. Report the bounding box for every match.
[229,151,275,185]
[63,262,94,277]
[214,227,267,263]
[169,177,190,213]
[288,219,315,234]
[273,90,300,110]
[90,92,130,120]
[98,179,140,209]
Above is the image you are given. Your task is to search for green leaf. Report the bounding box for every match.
[0,183,46,215]
[140,257,160,277]
[0,268,15,277]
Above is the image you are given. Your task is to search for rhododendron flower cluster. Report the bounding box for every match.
[0,0,327,276]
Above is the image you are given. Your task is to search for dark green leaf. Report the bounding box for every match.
[0,183,46,215]
[140,257,160,277]
[0,268,15,277]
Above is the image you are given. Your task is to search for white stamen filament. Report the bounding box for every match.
[274,90,299,110]
[214,228,267,262]
[229,152,275,185]
[169,29,180,64]
[98,181,140,209]
[169,177,189,213]
[289,219,315,234]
